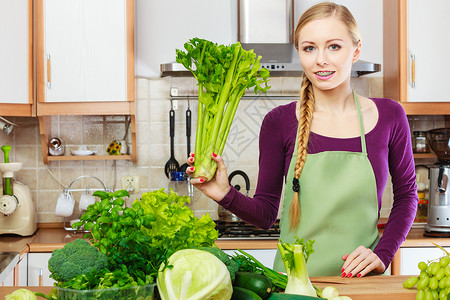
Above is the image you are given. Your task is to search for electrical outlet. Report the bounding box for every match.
[121,175,139,193]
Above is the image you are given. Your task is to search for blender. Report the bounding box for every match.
[424,128,450,236]
[0,145,37,236]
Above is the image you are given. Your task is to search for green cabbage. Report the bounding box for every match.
[157,249,233,300]
[5,288,37,300]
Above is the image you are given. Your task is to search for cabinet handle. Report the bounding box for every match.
[410,53,415,88]
[47,54,51,89]
[39,268,43,286]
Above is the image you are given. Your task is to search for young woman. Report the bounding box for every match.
[186,2,418,277]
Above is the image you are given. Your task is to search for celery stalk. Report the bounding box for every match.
[176,38,270,181]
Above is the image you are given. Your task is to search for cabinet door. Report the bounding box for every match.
[0,0,32,106]
[222,249,277,269]
[28,253,55,286]
[41,0,127,102]
[400,247,450,275]
[407,0,450,102]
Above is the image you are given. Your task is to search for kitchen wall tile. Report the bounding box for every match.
[16,168,38,190]
[149,77,171,99]
[281,77,301,96]
[170,77,195,96]
[37,167,62,191]
[15,145,38,168]
[36,190,60,213]
[136,122,150,145]
[136,78,150,100]
[149,100,171,122]
[350,77,370,96]
[136,99,150,122]
[137,144,150,167]
[14,122,39,146]
[82,122,104,146]
[60,123,83,145]
[82,115,104,122]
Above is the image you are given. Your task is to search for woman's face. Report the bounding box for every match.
[297,15,360,91]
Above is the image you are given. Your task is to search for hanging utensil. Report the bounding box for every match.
[179,98,192,173]
[164,100,179,178]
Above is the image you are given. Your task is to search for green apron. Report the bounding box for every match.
[273,91,380,276]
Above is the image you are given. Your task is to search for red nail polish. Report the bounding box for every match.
[199,178,205,183]
[341,268,345,273]
[347,273,352,278]
[192,153,195,157]
[357,273,361,278]
[341,272,346,278]
[190,167,194,172]
[212,152,217,157]
[189,157,194,162]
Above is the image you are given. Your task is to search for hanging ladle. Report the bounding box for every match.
[178,97,191,173]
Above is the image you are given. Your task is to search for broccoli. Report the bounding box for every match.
[48,238,109,282]
[197,246,239,281]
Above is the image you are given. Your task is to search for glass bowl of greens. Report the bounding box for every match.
[54,283,155,300]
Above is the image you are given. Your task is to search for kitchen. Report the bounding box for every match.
[0,0,449,298]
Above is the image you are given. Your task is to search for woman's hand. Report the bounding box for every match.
[341,246,385,278]
[185,152,231,202]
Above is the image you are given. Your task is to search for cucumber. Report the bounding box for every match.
[233,272,273,300]
[232,287,263,300]
[267,293,320,299]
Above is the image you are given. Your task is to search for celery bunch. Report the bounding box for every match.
[176,38,270,181]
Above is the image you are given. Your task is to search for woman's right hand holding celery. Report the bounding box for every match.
[186,152,231,203]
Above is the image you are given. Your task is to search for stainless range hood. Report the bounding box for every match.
[160,0,380,78]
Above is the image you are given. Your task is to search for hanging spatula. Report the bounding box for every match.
[164,101,179,178]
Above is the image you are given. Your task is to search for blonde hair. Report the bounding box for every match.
[289,2,361,231]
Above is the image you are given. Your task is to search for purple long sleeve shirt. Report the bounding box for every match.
[219,98,418,269]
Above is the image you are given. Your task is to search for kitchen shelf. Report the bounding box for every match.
[38,115,137,164]
[413,153,436,159]
[47,155,133,162]
[400,102,450,115]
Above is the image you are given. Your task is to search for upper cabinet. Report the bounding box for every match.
[0,0,34,116]
[36,0,135,116]
[35,0,137,164]
[383,0,450,114]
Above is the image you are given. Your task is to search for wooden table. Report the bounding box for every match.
[0,276,417,299]
[311,275,416,299]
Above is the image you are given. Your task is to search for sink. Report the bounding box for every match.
[0,252,19,283]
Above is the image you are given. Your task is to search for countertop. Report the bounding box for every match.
[0,224,447,254]
[0,276,417,299]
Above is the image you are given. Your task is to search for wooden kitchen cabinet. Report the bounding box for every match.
[222,249,277,269]
[36,0,134,110]
[0,0,34,117]
[383,0,450,115]
[27,253,55,286]
[395,247,449,275]
[35,0,137,164]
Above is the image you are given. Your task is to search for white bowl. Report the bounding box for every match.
[70,150,97,156]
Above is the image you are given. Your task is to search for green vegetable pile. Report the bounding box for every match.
[38,189,218,299]
[176,38,271,181]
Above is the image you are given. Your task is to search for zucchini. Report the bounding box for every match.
[234,272,273,300]
[232,287,263,300]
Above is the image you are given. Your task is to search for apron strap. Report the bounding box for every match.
[353,90,367,155]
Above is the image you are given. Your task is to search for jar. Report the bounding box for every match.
[168,172,189,196]
[415,199,428,223]
[412,131,429,153]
